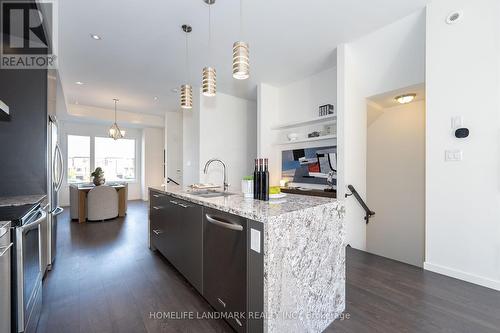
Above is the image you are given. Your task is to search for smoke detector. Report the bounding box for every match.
[446,10,463,25]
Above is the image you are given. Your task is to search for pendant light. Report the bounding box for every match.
[232,0,249,80]
[202,0,216,97]
[109,98,125,140]
[180,24,193,109]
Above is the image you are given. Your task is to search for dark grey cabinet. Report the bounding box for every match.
[149,190,203,294]
[167,197,203,293]
[203,208,247,332]
[148,189,264,333]
[149,191,168,253]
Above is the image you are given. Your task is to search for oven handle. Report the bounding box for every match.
[20,211,47,233]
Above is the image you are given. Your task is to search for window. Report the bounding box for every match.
[95,137,136,181]
[67,135,91,183]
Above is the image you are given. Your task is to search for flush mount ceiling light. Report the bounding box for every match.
[109,98,125,140]
[232,0,249,80]
[75,81,84,85]
[202,0,216,97]
[395,93,416,104]
[90,34,102,40]
[181,25,193,109]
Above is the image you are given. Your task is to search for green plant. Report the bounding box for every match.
[243,175,253,181]
[91,167,104,178]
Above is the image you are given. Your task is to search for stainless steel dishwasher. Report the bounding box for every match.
[203,208,247,332]
[0,221,12,333]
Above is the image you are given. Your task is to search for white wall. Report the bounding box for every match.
[58,121,143,206]
[257,84,281,185]
[257,67,338,186]
[199,92,257,191]
[278,67,337,121]
[367,100,425,267]
[338,10,426,249]
[166,112,183,185]
[425,0,500,290]
[182,91,200,188]
[141,127,164,200]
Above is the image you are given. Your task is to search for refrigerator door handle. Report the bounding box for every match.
[52,146,58,190]
[55,144,64,191]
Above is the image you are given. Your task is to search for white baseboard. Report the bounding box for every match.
[424,262,500,291]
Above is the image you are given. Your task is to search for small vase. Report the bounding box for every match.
[93,177,105,186]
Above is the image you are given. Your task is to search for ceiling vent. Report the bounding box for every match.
[446,10,463,25]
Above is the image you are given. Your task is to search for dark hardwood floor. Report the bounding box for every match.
[37,201,500,333]
[328,248,500,333]
[37,200,233,333]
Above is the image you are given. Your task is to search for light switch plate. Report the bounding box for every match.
[445,150,463,161]
[250,228,261,254]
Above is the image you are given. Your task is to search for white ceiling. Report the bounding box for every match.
[58,0,430,115]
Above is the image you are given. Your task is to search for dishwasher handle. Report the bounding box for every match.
[205,214,243,232]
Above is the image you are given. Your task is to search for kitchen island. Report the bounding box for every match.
[149,185,345,333]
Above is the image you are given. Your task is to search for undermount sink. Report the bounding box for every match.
[188,190,236,198]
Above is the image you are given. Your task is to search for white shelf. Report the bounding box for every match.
[274,134,336,146]
[271,115,336,130]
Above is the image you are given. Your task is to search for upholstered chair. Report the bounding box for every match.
[86,185,119,221]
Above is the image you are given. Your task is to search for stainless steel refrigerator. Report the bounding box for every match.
[47,114,64,270]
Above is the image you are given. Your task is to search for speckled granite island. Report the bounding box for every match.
[149,185,345,333]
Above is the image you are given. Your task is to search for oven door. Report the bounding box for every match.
[15,210,46,333]
[0,221,12,333]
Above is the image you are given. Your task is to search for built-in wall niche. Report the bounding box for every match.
[271,114,336,146]
[257,65,338,186]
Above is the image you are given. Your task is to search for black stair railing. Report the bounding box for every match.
[346,185,375,224]
[166,177,180,186]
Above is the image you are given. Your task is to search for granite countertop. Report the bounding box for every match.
[149,185,340,223]
[0,194,47,207]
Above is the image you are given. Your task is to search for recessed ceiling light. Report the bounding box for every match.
[90,34,102,40]
[395,93,416,104]
[75,81,84,85]
[171,88,179,93]
[153,96,159,101]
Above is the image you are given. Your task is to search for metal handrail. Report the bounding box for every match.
[346,185,375,224]
[166,177,180,186]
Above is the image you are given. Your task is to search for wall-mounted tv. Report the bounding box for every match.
[282,146,336,187]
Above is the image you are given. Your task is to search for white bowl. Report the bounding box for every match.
[287,133,299,141]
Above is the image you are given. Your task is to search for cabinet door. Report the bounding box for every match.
[157,196,178,261]
[203,208,247,332]
[170,198,203,293]
[149,192,167,251]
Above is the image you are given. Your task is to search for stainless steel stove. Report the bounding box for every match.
[0,203,46,333]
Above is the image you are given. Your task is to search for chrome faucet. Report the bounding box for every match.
[203,158,229,192]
